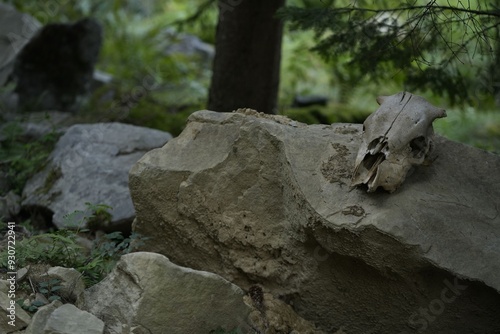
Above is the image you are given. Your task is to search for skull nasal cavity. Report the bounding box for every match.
[363,152,385,170]
[367,138,387,152]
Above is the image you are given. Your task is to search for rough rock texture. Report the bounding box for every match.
[25,300,62,334]
[0,3,40,86]
[29,303,104,334]
[129,110,500,333]
[23,122,171,230]
[0,290,31,333]
[244,290,324,334]
[79,252,252,334]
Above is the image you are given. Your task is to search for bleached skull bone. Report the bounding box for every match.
[351,92,446,193]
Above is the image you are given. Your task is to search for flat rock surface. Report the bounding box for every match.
[130,110,500,333]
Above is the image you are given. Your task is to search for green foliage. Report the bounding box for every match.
[17,278,63,313]
[0,230,83,269]
[0,203,148,287]
[6,0,213,136]
[81,230,147,286]
[278,1,500,106]
[7,0,499,154]
[19,299,47,313]
[0,121,59,195]
[70,3,212,136]
[62,202,113,229]
[434,107,500,153]
[125,96,200,136]
[38,278,63,300]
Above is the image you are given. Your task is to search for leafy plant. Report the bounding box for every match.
[37,278,63,301]
[19,299,47,313]
[17,278,62,313]
[81,230,148,286]
[0,203,148,287]
[62,202,113,230]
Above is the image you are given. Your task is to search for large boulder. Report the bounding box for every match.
[129,109,500,333]
[79,252,253,334]
[13,18,102,112]
[23,122,172,230]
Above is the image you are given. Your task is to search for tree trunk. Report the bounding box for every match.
[208,0,285,114]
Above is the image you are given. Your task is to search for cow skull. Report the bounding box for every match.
[351,92,447,193]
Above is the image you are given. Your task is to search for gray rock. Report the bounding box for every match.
[35,303,103,334]
[0,3,40,86]
[25,300,62,334]
[79,251,252,334]
[22,122,172,230]
[129,109,500,333]
[0,290,31,333]
[13,18,102,112]
[43,267,85,303]
[0,191,21,220]
[0,280,8,294]
[160,29,214,64]
[33,293,49,307]
[16,266,30,283]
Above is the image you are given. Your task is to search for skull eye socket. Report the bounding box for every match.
[410,136,427,155]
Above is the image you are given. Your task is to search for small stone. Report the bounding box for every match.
[16,266,30,283]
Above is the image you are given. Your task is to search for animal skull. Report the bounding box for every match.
[351,92,446,193]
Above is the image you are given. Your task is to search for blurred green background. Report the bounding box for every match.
[4,0,499,153]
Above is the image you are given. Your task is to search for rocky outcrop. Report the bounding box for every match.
[79,252,253,334]
[129,109,500,333]
[23,122,172,230]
